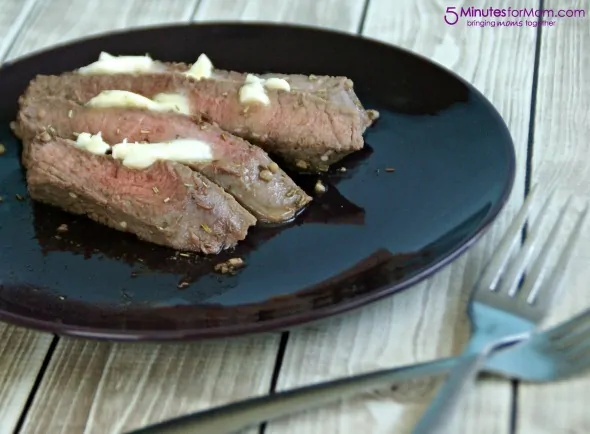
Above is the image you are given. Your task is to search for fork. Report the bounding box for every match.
[488,305,590,382]
[126,190,587,434]
[412,186,583,434]
[126,305,590,434]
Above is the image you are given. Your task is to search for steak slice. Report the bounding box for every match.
[179,64,375,130]
[22,70,374,171]
[16,97,312,223]
[23,133,256,254]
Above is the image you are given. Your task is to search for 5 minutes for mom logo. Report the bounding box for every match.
[444,6,586,27]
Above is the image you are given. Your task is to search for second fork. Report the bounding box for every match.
[412,186,588,434]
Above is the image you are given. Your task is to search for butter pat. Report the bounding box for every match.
[152,93,191,115]
[78,52,158,75]
[239,74,290,106]
[185,53,213,80]
[263,77,290,91]
[73,132,110,155]
[86,90,161,111]
[112,139,214,169]
[85,90,190,115]
[239,74,270,106]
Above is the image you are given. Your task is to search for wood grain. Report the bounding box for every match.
[0,326,52,434]
[0,0,37,60]
[195,0,366,32]
[6,0,200,61]
[20,336,279,433]
[0,2,54,434]
[265,0,539,433]
[518,1,590,433]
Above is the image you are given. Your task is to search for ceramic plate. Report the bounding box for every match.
[0,23,515,340]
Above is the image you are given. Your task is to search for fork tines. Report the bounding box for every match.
[475,184,588,308]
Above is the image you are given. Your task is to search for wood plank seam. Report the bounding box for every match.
[12,337,59,434]
[356,0,372,34]
[260,3,373,433]
[513,5,544,432]
[523,0,545,194]
[261,333,290,434]
[515,0,590,432]
[0,2,56,433]
[514,0,590,434]
[189,0,204,20]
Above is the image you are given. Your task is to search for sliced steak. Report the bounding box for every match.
[23,133,256,254]
[16,97,311,223]
[214,70,375,128]
[160,61,374,128]
[22,70,374,171]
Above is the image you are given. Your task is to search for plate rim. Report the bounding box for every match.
[0,22,516,341]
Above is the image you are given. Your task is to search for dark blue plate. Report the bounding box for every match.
[0,23,514,341]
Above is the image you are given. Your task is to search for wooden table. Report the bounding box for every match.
[0,0,588,433]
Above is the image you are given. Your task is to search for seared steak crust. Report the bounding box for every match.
[23,134,256,254]
[16,97,311,223]
[23,69,373,171]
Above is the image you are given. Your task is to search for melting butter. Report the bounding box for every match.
[239,74,290,106]
[112,139,213,170]
[71,131,212,170]
[77,52,160,75]
[73,132,110,155]
[263,77,291,91]
[152,93,190,114]
[185,53,213,80]
[239,74,270,106]
[85,90,190,115]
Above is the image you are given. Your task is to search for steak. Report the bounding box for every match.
[22,69,377,171]
[23,133,256,254]
[16,97,312,223]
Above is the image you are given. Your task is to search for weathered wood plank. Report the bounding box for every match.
[518,1,590,433]
[0,325,52,434]
[6,0,199,61]
[20,337,279,433]
[265,0,539,433]
[195,0,366,32]
[0,0,37,60]
[0,2,54,434]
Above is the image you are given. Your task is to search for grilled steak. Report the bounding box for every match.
[22,69,376,171]
[16,97,312,223]
[23,133,256,254]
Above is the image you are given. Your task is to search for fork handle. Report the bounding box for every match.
[412,354,486,434]
[126,357,460,434]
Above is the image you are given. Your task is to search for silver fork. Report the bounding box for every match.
[489,306,590,382]
[124,187,587,434]
[127,306,590,434]
[412,186,585,434]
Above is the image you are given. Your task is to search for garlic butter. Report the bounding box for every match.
[85,90,190,115]
[112,139,213,170]
[77,52,161,75]
[239,74,270,106]
[73,132,110,155]
[151,93,190,114]
[239,74,290,106]
[185,53,213,80]
[263,77,290,91]
[71,132,213,170]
